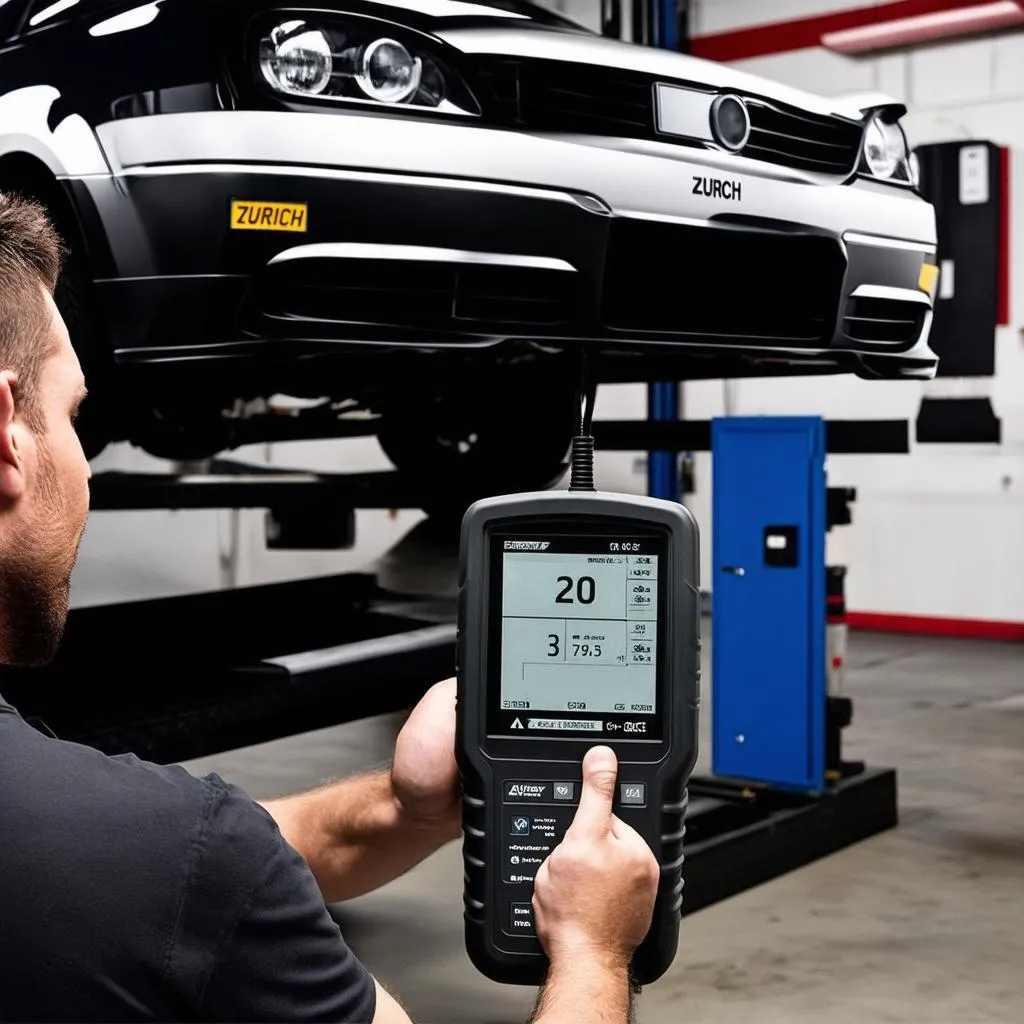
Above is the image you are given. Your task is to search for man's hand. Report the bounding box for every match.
[391,677,461,841]
[260,677,461,903]
[530,747,660,1023]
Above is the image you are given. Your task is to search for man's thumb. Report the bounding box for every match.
[569,746,618,837]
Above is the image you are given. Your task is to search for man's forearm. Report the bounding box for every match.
[531,953,635,1024]
[260,768,459,903]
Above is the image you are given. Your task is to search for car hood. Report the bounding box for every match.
[437,24,869,122]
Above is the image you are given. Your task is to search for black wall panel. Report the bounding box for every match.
[914,140,1005,446]
[914,140,1002,378]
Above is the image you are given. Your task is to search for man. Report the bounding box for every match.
[0,194,661,1022]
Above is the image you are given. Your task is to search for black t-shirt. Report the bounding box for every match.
[0,694,377,1022]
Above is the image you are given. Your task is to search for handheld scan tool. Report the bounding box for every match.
[455,385,701,987]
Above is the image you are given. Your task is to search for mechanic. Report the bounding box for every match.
[0,194,661,1024]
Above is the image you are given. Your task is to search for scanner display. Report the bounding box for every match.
[488,535,666,740]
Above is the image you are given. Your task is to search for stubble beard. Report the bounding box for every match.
[0,441,82,668]
[0,563,72,667]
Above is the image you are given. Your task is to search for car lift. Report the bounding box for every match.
[0,407,906,921]
[0,457,458,764]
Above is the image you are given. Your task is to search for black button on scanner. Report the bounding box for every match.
[509,814,532,836]
[509,902,536,936]
[619,783,646,806]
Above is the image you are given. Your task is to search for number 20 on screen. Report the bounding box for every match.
[554,575,596,605]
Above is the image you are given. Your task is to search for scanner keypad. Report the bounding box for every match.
[500,777,644,937]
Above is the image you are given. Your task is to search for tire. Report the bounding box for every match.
[56,244,233,463]
[132,405,236,463]
[376,361,583,517]
[6,165,233,463]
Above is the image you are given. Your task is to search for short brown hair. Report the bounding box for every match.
[0,193,64,427]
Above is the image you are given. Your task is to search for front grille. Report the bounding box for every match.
[744,100,864,175]
[842,295,926,346]
[258,258,575,331]
[519,61,654,138]
[602,219,845,345]
[473,56,863,175]
[475,57,659,142]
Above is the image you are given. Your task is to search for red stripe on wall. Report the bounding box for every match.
[997,146,1011,326]
[691,0,1019,62]
[847,611,1024,640]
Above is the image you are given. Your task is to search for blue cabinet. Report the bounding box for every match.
[711,417,826,792]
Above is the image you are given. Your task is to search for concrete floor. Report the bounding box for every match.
[182,614,1024,1024]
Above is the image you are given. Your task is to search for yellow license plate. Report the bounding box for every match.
[230,200,308,232]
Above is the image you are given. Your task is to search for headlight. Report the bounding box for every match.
[908,150,921,188]
[260,22,333,97]
[255,16,479,116]
[860,113,914,184]
[359,39,422,104]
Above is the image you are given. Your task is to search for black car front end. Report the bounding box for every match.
[39,0,936,383]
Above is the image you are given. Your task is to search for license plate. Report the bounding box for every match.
[230,200,308,232]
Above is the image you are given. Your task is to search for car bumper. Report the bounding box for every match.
[74,111,939,379]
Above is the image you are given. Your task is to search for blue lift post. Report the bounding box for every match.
[711,416,827,793]
[645,0,682,503]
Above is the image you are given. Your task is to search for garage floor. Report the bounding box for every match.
[183,621,1024,1024]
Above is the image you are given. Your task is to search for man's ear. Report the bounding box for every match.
[0,371,26,508]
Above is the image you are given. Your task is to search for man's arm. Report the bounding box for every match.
[258,679,462,904]
[530,954,634,1024]
[372,979,418,1024]
[260,767,459,903]
[251,696,658,1024]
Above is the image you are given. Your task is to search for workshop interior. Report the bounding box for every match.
[0,0,1021,1019]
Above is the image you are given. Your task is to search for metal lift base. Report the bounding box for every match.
[0,573,456,764]
[681,768,898,917]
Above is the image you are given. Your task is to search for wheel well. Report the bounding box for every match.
[0,152,93,265]
[0,152,120,458]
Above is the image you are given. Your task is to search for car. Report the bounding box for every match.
[0,0,938,506]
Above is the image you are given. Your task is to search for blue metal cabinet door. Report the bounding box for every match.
[711,417,826,792]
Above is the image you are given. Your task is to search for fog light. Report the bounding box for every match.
[710,94,750,152]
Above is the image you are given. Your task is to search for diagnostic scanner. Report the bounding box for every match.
[456,488,700,986]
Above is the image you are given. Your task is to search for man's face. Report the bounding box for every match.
[0,290,90,666]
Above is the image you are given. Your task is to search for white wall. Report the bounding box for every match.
[546,0,603,31]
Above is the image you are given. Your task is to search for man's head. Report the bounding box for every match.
[0,194,90,667]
